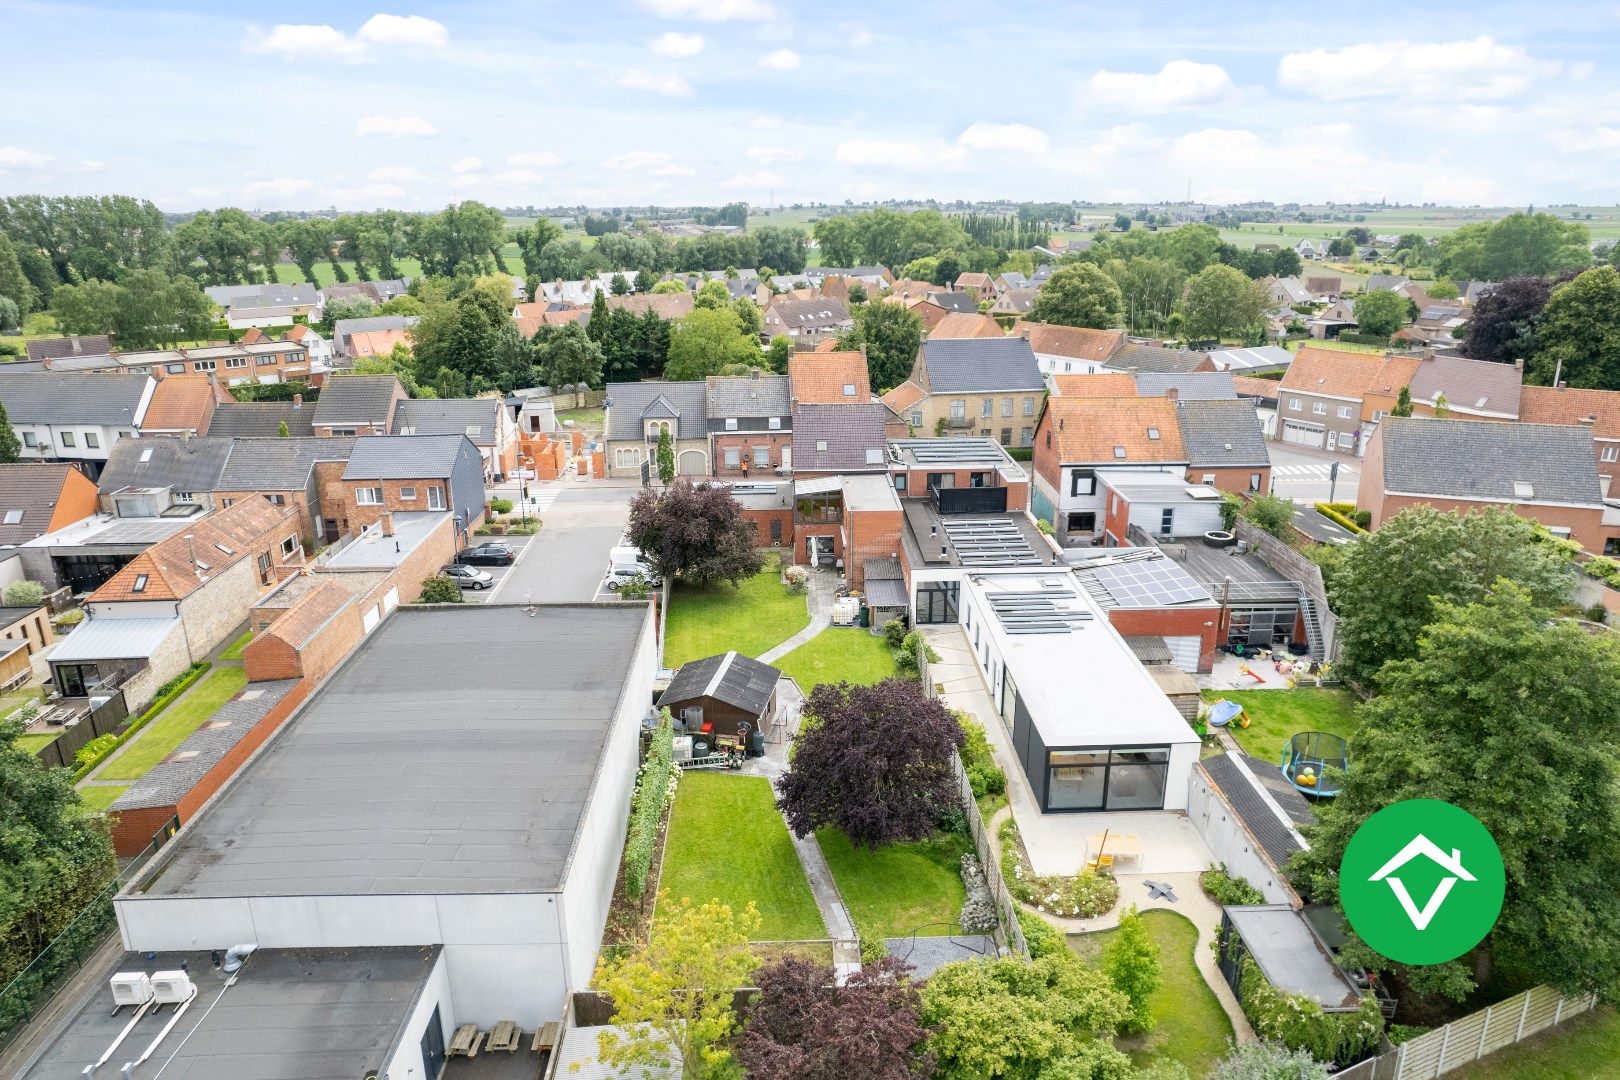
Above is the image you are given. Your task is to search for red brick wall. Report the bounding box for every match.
[313,460,351,535]
[1104,488,1131,544]
[794,522,842,566]
[1106,607,1221,672]
[899,468,1030,512]
[742,508,794,549]
[243,633,302,681]
[1033,410,1062,493]
[846,508,903,590]
[1186,466,1271,497]
[337,478,480,533]
[711,432,793,477]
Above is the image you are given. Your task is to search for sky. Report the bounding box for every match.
[4,0,1620,212]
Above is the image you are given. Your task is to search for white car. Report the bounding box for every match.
[605,564,661,591]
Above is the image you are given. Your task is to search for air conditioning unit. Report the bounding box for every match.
[109,972,154,1008]
[150,970,194,1004]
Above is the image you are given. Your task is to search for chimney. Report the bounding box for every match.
[1513,358,1524,372]
[68,334,82,354]
[292,393,303,409]
[381,511,395,537]
[1601,475,1612,499]
[1163,387,1179,404]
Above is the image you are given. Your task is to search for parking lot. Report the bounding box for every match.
[485,481,640,604]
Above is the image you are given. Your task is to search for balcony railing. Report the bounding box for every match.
[931,484,1007,515]
[943,416,977,430]
[795,507,844,525]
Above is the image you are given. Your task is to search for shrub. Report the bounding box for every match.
[1220,494,1242,531]
[856,916,889,964]
[1201,863,1266,906]
[883,617,908,649]
[999,817,1118,918]
[1005,446,1034,461]
[506,521,539,535]
[1017,908,1064,958]
[4,580,45,607]
[1035,518,1054,536]
[75,733,119,769]
[488,497,513,514]
[1584,555,1620,589]
[71,662,209,781]
[1237,956,1383,1066]
[473,524,493,535]
[1104,906,1161,1034]
[54,608,85,627]
[783,564,809,593]
[417,577,463,604]
[1210,1040,1330,1080]
[957,713,1006,799]
[1588,602,1609,624]
[1313,502,1367,535]
[1242,494,1297,539]
[624,710,677,899]
[958,854,999,934]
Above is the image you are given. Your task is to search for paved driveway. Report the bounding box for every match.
[487,481,638,604]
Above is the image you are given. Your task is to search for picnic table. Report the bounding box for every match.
[448,1023,483,1058]
[1087,833,1143,868]
[486,1019,522,1053]
[532,1021,561,1053]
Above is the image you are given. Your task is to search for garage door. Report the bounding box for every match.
[677,449,707,475]
[1282,421,1325,449]
[1164,635,1202,672]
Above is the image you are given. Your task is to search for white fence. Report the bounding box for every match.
[1334,985,1599,1080]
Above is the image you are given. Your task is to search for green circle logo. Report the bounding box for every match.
[1339,799,1504,966]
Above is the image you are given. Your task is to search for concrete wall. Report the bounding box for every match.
[384,952,453,1080]
[1186,763,1300,906]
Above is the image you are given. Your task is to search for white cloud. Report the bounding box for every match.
[327,182,407,204]
[723,170,785,188]
[1278,37,1552,101]
[640,0,772,20]
[1422,175,1500,205]
[1086,60,1237,112]
[1549,126,1620,155]
[602,150,697,177]
[617,69,693,96]
[74,160,105,173]
[506,152,563,168]
[747,116,784,130]
[491,169,548,184]
[839,21,874,47]
[356,14,449,48]
[451,156,483,173]
[0,146,51,171]
[650,31,705,57]
[355,115,438,138]
[1173,128,1263,160]
[251,23,368,62]
[759,48,801,71]
[835,139,967,170]
[746,146,804,164]
[243,176,315,200]
[370,164,424,182]
[956,121,1050,155]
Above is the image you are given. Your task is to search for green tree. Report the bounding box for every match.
[847,281,868,305]
[1327,506,1572,686]
[593,896,761,1080]
[412,201,507,278]
[1210,1041,1330,1080]
[1352,289,1408,337]
[49,278,121,336]
[1241,493,1296,539]
[814,216,862,267]
[656,426,675,485]
[1103,906,1160,1034]
[1102,256,1185,334]
[279,218,333,283]
[513,217,565,284]
[694,279,732,310]
[417,576,463,603]
[844,301,923,392]
[610,272,631,295]
[0,296,17,334]
[651,278,689,295]
[4,580,45,606]
[170,207,272,286]
[1434,212,1592,281]
[1530,266,1620,390]
[1424,279,1460,301]
[0,231,38,314]
[378,294,424,317]
[1291,582,1620,1001]
[1181,264,1265,341]
[1391,385,1412,417]
[753,226,808,274]
[1028,264,1124,329]
[665,306,758,381]
[733,298,763,339]
[537,322,605,401]
[766,335,793,373]
[277,420,289,438]
[920,952,1132,1080]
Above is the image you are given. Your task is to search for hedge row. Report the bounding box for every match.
[624,710,677,900]
[71,662,210,782]
[1314,502,1369,534]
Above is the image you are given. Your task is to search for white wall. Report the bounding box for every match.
[1122,495,1223,540]
[384,952,453,1080]
[1185,764,1299,905]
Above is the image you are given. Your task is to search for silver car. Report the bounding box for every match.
[443,564,494,590]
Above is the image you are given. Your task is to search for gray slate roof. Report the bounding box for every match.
[0,463,82,545]
[1109,343,1211,375]
[311,375,401,427]
[705,374,790,421]
[139,604,652,897]
[97,436,233,495]
[920,337,1044,393]
[24,335,112,362]
[1177,399,1272,467]
[792,404,889,472]
[1137,372,1237,400]
[927,291,978,313]
[1378,417,1601,505]
[1363,274,1409,293]
[392,397,502,445]
[1407,354,1523,416]
[218,436,356,490]
[606,381,708,440]
[204,282,319,308]
[343,433,468,480]
[0,372,150,426]
[207,401,315,438]
[658,651,780,716]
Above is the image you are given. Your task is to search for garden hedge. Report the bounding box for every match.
[1314,502,1369,535]
[624,710,676,899]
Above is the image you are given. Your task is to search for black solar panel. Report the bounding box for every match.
[1086,560,1212,607]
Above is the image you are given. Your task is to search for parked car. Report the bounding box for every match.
[605,564,661,591]
[458,543,516,566]
[443,564,493,590]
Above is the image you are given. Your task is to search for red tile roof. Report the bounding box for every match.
[1043,397,1187,464]
[789,351,870,404]
[91,497,294,603]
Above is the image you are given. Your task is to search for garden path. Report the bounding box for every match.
[756,567,835,664]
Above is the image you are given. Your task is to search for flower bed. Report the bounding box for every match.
[998,817,1118,919]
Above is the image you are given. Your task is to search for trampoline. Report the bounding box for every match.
[1280,731,1348,797]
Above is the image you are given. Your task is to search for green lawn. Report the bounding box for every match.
[220,629,253,661]
[77,785,129,814]
[554,407,605,434]
[1070,910,1232,1076]
[16,731,58,754]
[774,628,898,691]
[95,668,248,781]
[657,772,824,942]
[663,559,810,668]
[1453,1006,1620,1078]
[817,828,969,938]
[1201,688,1361,763]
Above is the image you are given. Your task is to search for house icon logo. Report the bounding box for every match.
[1340,800,1505,966]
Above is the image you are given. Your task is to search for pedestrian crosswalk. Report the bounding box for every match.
[525,489,561,513]
[1273,462,1358,479]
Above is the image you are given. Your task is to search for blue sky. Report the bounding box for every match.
[4,0,1620,210]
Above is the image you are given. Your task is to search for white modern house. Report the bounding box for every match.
[0,372,154,481]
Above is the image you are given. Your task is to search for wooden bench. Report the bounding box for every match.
[531,1021,560,1053]
[448,1024,483,1058]
[486,1019,522,1053]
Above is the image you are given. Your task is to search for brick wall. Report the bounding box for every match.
[742,508,794,549]
[711,432,793,477]
[1107,607,1220,672]
[1186,465,1270,497]
[845,508,903,590]
[1103,488,1130,544]
[336,477,470,533]
[215,488,314,542]
[313,459,351,535]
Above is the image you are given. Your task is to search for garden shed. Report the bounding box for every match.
[657,651,781,740]
[1217,904,1362,1010]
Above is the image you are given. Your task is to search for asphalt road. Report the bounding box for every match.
[487,480,638,604]
[1268,443,1360,505]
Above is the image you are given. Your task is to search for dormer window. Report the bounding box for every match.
[816,440,828,451]
[725,418,738,430]
[768,417,781,430]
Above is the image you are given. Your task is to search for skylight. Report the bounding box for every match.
[1147,427,1160,440]
[214,543,235,555]
[1113,446,1127,458]
[1513,481,1534,499]
[2,509,21,524]
[139,447,154,462]
[843,384,856,397]
[132,574,149,593]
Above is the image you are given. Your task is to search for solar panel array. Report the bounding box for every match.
[1085,559,1213,607]
[986,587,1095,634]
[893,438,1002,464]
[941,518,1041,565]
